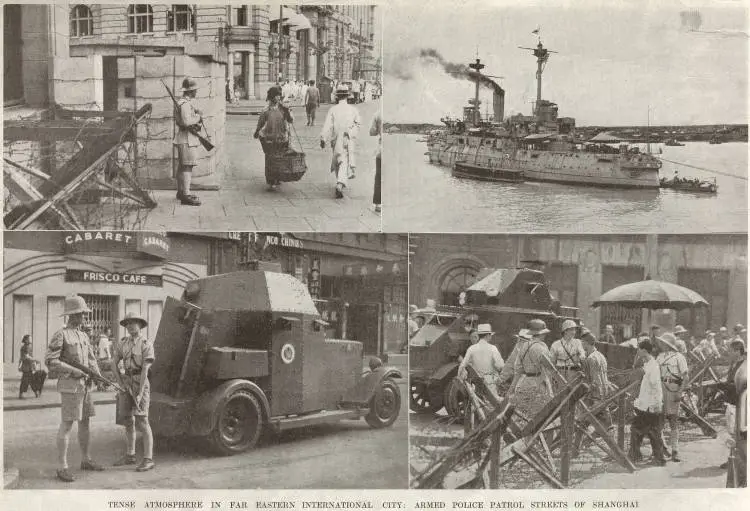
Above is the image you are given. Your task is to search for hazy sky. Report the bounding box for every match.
[383,0,748,125]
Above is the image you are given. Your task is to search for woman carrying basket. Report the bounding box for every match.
[254,86,294,191]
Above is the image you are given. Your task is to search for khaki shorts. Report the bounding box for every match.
[60,391,96,422]
[116,384,150,425]
[176,143,197,167]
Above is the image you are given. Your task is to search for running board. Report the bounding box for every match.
[268,409,364,432]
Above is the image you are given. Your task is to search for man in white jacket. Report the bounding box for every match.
[320,85,361,199]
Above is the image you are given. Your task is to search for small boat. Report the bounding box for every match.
[659,177,717,194]
[453,161,524,182]
[664,138,685,147]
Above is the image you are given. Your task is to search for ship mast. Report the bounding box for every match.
[469,58,484,126]
[519,38,557,117]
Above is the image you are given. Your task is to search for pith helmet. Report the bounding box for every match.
[656,332,679,352]
[673,325,688,335]
[61,295,90,316]
[181,77,199,92]
[120,312,148,329]
[527,319,550,336]
[561,319,578,332]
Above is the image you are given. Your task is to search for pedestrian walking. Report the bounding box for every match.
[320,85,361,199]
[111,312,155,472]
[254,86,294,191]
[96,329,113,391]
[18,334,35,399]
[370,110,382,213]
[173,77,203,206]
[44,295,105,482]
[507,319,554,420]
[304,80,320,126]
[629,339,668,466]
[549,319,586,384]
[458,323,504,398]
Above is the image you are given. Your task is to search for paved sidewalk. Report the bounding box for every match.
[127,101,382,232]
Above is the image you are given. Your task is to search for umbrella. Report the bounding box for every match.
[592,279,709,311]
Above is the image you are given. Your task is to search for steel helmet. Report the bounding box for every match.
[561,319,577,332]
[61,295,91,316]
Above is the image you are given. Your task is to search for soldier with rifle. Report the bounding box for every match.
[45,295,106,482]
[171,77,207,206]
[111,312,156,472]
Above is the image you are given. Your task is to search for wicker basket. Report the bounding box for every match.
[267,150,307,182]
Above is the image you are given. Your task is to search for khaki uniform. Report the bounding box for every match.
[45,327,100,421]
[114,334,155,422]
[173,97,202,166]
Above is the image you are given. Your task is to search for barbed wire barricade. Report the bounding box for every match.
[4,104,157,230]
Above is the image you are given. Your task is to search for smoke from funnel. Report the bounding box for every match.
[387,48,505,95]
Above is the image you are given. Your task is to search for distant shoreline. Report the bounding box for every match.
[384,122,749,142]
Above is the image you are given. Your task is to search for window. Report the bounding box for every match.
[270,19,279,34]
[127,4,153,34]
[70,5,94,37]
[167,5,193,32]
[233,6,248,26]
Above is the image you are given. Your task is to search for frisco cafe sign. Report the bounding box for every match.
[65,269,163,287]
[63,231,170,258]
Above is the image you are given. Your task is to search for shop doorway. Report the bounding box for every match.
[348,302,381,355]
[79,294,119,340]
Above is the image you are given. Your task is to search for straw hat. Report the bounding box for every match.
[61,295,91,316]
[673,325,688,335]
[120,312,148,329]
[477,323,493,336]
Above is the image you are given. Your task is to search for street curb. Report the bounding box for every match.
[4,468,20,489]
[4,397,116,412]
[227,110,261,116]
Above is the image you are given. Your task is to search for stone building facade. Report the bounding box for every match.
[409,234,748,340]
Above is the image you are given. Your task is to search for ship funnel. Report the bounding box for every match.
[493,88,505,123]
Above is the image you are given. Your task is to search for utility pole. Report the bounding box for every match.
[358,18,363,80]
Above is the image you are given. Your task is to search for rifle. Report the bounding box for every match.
[64,358,129,395]
[161,80,215,152]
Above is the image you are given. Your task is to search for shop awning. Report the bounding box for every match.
[271,7,312,30]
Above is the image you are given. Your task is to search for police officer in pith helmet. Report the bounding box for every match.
[44,295,105,482]
[173,76,203,206]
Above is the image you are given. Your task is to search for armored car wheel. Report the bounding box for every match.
[409,381,443,414]
[444,377,468,419]
[366,379,401,428]
[207,389,263,456]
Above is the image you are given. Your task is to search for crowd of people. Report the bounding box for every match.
[408,305,747,483]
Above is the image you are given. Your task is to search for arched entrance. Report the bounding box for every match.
[439,265,479,306]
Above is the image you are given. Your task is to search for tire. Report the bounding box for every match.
[206,389,264,456]
[409,381,443,414]
[444,377,467,418]
[366,379,401,428]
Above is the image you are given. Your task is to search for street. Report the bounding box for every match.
[128,101,381,232]
[4,381,407,489]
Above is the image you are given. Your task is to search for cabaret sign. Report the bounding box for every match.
[65,269,163,287]
[63,231,169,258]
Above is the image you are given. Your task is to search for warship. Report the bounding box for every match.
[426,39,663,189]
